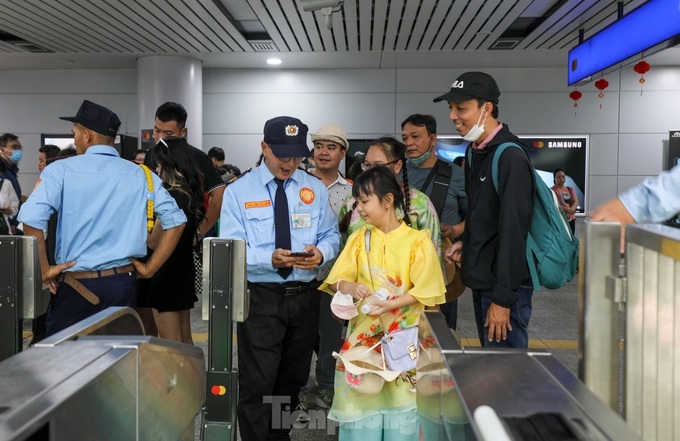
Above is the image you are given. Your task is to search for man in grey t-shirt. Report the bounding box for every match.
[402,114,466,329]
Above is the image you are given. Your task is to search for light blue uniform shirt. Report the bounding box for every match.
[619,165,680,223]
[219,164,340,283]
[18,145,186,271]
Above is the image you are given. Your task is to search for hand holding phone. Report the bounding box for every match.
[290,251,314,258]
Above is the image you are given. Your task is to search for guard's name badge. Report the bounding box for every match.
[245,200,271,209]
[292,213,311,229]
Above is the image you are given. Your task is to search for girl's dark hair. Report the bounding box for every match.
[351,166,410,226]
[338,136,412,232]
[152,137,205,227]
[366,137,411,218]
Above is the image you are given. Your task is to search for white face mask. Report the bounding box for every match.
[330,291,360,320]
[462,106,488,142]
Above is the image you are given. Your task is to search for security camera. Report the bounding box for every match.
[300,0,343,12]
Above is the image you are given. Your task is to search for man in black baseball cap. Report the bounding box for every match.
[433,71,501,104]
[436,71,537,350]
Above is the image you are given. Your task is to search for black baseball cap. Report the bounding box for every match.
[263,116,310,158]
[433,71,500,104]
[60,100,121,136]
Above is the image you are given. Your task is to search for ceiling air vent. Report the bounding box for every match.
[249,40,278,52]
[490,37,522,50]
[0,30,53,53]
[10,41,53,53]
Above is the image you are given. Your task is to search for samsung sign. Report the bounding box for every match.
[548,141,582,148]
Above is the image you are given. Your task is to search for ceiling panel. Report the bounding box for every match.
[0,0,674,71]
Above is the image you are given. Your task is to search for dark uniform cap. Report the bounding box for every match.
[263,116,310,158]
[60,100,121,136]
[433,71,501,104]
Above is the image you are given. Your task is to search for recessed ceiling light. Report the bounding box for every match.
[267,58,282,65]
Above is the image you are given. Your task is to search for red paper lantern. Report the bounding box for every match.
[595,78,609,109]
[595,78,609,98]
[569,90,582,107]
[634,60,651,95]
[634,60,651,83]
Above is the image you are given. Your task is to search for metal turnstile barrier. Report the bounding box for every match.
[581,222,680,440]
[200,238,249,441]
[0,235,45,361]
[0,307,206,441]
[418,311,641,440]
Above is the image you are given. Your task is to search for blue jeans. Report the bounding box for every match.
[472,282,533,348]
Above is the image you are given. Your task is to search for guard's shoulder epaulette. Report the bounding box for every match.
[298,167,321,180]
[233,168,253,180]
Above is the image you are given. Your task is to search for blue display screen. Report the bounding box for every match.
[568,0,680,85]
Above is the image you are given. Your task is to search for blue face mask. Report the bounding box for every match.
[9,150,22,163]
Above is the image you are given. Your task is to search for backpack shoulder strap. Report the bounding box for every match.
[491,142,527,192]
[426,159,452,218]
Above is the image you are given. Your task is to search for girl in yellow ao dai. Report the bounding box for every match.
[320,166,445,441]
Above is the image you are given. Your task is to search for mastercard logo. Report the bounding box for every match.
[533,141,545,149]
[211,385,227,396]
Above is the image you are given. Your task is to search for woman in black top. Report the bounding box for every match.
[145,136,205,344]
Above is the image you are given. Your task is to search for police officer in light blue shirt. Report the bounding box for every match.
[19,100,186,336]
[219,116,340,441]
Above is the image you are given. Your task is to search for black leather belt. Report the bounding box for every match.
[253,280,320,296]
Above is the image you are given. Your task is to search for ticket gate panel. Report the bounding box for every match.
[18,235,44,319]
[0,307,206,441]
[200,238,248,441]
[0,238,20,362]
[0,235,46,362]
[418,312,641,441]
[0,345,137,441]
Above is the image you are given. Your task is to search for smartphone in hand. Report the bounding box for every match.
[290,251,314,257]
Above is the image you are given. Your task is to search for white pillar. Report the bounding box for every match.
[137,56,203,149]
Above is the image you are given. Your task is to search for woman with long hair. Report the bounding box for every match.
[144,136,205,343]
[338,137,441,255]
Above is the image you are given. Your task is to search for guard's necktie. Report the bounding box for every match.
[274,178,292,279]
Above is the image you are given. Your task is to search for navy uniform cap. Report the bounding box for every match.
[263,116,310,158]
[60,100,121,136]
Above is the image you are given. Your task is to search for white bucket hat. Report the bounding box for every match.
[310,124,349,150]
[334,346,401,394]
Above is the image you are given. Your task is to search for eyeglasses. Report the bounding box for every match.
[361,159,399,171]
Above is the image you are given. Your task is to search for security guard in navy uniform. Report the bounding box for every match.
[219,116,340,440]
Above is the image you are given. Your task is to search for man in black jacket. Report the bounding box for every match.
[436,71,535,348]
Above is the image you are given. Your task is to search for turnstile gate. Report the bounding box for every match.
[419,311,641,441]
[580,222,680,440]
[0,235,44,362]
[0,307,206,441]
[200,238,249,441]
